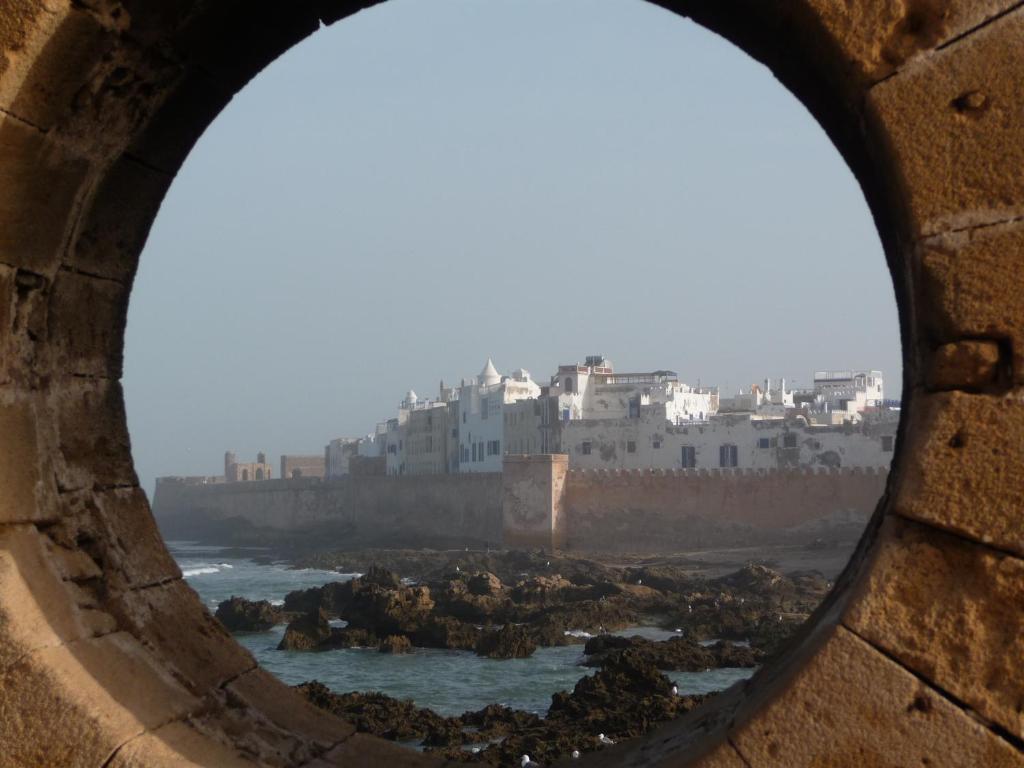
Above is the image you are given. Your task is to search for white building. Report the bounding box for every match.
[562,410,897,471]
[456,359,540,473]
[547,355,718,425]
[324,437,361,477]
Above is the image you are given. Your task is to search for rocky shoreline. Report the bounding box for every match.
[213,548,832,764]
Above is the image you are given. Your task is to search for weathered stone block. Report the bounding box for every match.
[226,667,355,748]
[868,9,1024,237]
[108,721,256,768]
[803,0,1018,84]
[107,578,255,696]
[0,265,13,384]
[0,525,90,673]
[846,516,1024,738]
[926,339,1002,390]
[919,220,1024,383]
[317,733,437,767]
[47,269,128,378]
[0,116,91,273]
[125,68,230,175]
[0,631,198,767]
[0,400,52,523]
[51,487,180,591]
[0,6,114,131]
[67,153,172,282]
[731,626,1022,766]
[51,377,137,491]
[895,390,1024,556]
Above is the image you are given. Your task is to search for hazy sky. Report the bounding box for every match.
[124,0,901,495]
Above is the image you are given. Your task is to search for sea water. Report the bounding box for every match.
[170,541,754,717]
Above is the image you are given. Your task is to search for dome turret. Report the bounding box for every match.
[478,358,501,386]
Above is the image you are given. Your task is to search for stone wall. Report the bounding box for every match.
[564,467,888,552]
[501,454,569,551]
[154,472,504,549]
[155,460,885,554]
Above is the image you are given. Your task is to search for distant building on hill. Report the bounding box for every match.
[224,451,272,482]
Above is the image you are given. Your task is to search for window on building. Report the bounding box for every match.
[783,433,797,449]
[462,412,466,424]
[481,398,488,420]
[562,408,571,424]
[627,440,636,453]
[653,439,662,449]
[426,436,432,452]
[472,443,477,462]
[488,440,501,456]
[564,378,573,393]
[681,445,696,468]
[719,443,739,467]
[881,435,894,452]
[628,397,640,418]
[582,441,592,455]
[478,442,484,461]
[758,437,771,449]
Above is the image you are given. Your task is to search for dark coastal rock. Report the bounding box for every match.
[345,582,435,636]
[296,682,450,742]
[547,650,701,737]
[467,571,503,596]
[278,609,331,651]
[475,624,537,659]
[363,565,403,589]
[525,598,637,636]
[411,617,481,651]
[583,635,762,671]
[329,627,378,649]
[214,596,285,632]
[379,634,412,654]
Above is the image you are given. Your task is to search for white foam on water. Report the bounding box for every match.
[564,629,593,639]
[182,566,221,578]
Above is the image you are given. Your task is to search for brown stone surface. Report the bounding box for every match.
[919,220,1024,382]
[317,733,441,766]
[0,632,198,767]
[804,0,1018,84]
[51,378,138,491]
[0,6,114,131]
[0,401,45,523]
[926,339,1002,390]
[109,720,257,768]
[895,390,1024,556]
[731,626,1022,767]
[47,268,128,378]
[868,8,1024,237]
[226,667,356,748]
[0,115,91,273]
[846,516,1024,737]
[1,1,1024,766]
[108,578,255,696]
[67,154,172,282]
[0,525,89,672]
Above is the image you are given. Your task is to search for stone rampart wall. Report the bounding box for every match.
[563,466,888,551]
[154,473,504,548]
[154,464,887,553]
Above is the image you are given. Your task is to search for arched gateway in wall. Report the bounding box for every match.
[1,1,1022,765]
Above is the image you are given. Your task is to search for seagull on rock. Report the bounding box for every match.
[521,755,541,767]
[671,684,678,696]
[598,733,615,746]
[571,749,581,759]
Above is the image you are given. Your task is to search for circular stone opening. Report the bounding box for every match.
[129,3,902,762]
[0,1,1021,766]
